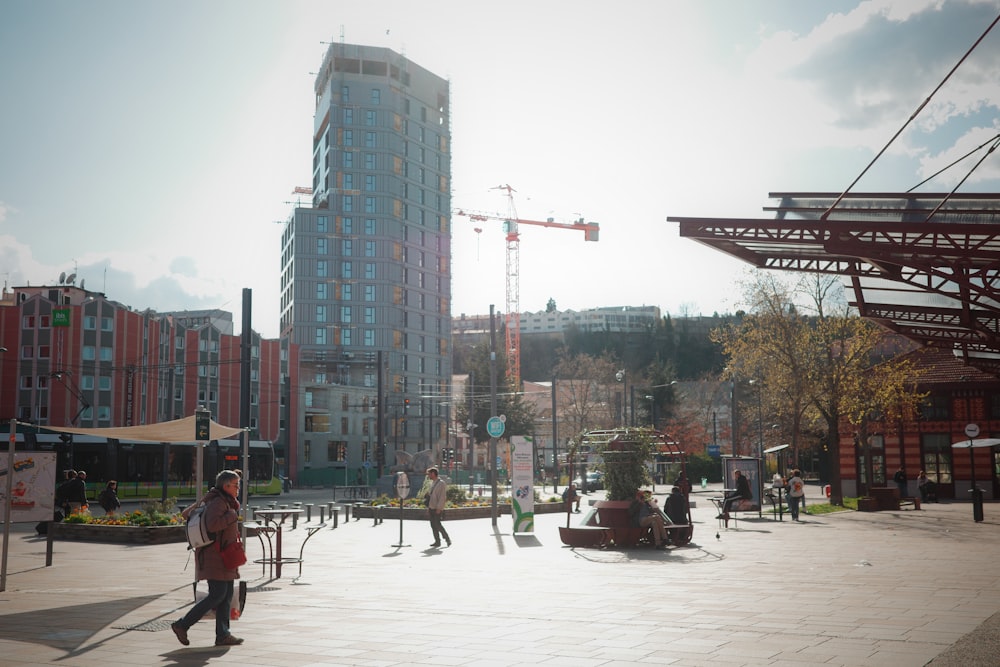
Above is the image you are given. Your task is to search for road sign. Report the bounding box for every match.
[486,416,505,438]
[395,472,410,498]
[965,423,980,439]
[363,460,371,468]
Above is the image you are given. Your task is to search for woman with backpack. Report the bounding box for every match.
[171,470,244,648]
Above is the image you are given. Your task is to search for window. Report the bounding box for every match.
[83,316,97,330]
[365,175,376,191]
[343,130,353,146]
[317,215,328,232]
[342,239,353,256]
[101,317,113,331]
[343,151,353,168]
[97,406,111,421]
[317,283,327,299]
[341,306,352,323]
[342,261,352,278]
[38,345,50,359]
[365,131,376,148]
[920,396,950,421]
[344,173,353,190]
[341,85,349,101]
[23,315,35,328]
[365,153,376,170]
[304,439,312,462]
[365,218,376,235]
[316,305,327,322]
[371,88,380,104]
[315,327,327,345]
[365,262,376,279]
[305,391,313,408]
[342,284,352,300]
[343,108,353,124]
[365,197,376,213]
[343,217,353,234]
[364,329,375,346]
[365,110,376,126]
[341,195,353,211]
[82,346,95,360]
[317,260,328,277]
[342,328,353,345]
[922,433,953,485]
[99,376,111,390]
[318,238,328,254]
[364,306,375,324]
[363,240,375,257]
[364,285,376,302]
[21,375,34,389]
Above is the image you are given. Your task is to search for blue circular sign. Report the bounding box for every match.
[486,416,505,438]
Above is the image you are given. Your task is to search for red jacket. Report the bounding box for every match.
[189,487,241,581]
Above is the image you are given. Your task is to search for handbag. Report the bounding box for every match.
[217,538,247,569]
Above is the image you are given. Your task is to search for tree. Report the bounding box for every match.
[546,298,557,313]
[552,350,619,433]
[455,341,536,445]
[716,271,926,506]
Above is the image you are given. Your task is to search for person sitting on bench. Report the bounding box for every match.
[718,469,752,521]
[629,489,668,549]
[562,483,581,513]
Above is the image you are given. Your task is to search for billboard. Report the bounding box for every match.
[1,452,58,522]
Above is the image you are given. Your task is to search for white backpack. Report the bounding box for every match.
[185,503,215,550]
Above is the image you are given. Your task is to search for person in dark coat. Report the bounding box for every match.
[719,469,752,520]
[98,480,121,516]
[171,470,244,647]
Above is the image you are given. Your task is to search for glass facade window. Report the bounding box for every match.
[343,217,353,234]
[316,305,327,322]
[316,328,327,345]
[82,346,95,360]
[364,285,376,302]
[344,173,353,190]
[371,88,380,104]
[365,153,376,169]
[343,108,353,124]
[342,261,352,278]
[318,238,328,254]
[317,283,327,299]
[342,328,353,345]
[343,130,353,146]
[342,195,353,211]
[343,151,353,168]
[317,260,328,277]
[364,329,375,346]
[365,196,376,213]
[84,316,97,330]
[364,306,375,324]
[341,306,352,323]
[317,216,328,232]
[365,218,376,234]
[922,433,953,484]
[365,262,376,279]
[365,175,376,191]
[365,240,376,257]
[365,110,376,126]
[342,239,353,256]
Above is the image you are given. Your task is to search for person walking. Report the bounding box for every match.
[894,467,908,499]
[787,469,805,521]
[61,470,88,514]
[426,467,451,548]
[98,480,121,516]
[171,470,244,647]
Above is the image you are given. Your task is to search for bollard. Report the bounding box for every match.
[331,507,339,529]
[305,504,313,522]
[292,513,298,530]
[319,506,326,523]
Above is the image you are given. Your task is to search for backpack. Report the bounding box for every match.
[185,503,215,550]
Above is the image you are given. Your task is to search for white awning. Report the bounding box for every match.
[41,415,243,443]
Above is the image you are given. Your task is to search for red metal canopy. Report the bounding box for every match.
[670,192,1000,376]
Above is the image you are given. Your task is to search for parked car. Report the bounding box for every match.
[574,471,604,491]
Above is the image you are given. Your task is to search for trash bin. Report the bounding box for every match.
[824,484,831,498]
[700,477,708,489]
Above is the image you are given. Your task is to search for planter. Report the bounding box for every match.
[352,502,564,521]
[856,497,879,512]
[49,522,187,545]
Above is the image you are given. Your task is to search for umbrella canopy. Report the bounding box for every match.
[41,415,242,443]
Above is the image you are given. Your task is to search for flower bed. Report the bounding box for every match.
[49,521,187,545]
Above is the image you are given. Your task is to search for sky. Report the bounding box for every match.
[1,0,999,338]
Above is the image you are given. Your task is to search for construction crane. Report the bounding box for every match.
[456,184,600,388]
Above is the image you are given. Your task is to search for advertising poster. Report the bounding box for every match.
[510,436,534,533]
[0,452,58,522]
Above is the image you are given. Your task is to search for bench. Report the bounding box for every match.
[900,497,921,510]
[559,500,693,549]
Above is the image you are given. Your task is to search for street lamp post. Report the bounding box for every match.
[749,379,764,459]
[615,369,627,427]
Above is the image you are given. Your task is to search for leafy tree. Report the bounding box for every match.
[552,350,619,433]
[582,427,659,501]
[455,341,536,444]
[716,271,927,506]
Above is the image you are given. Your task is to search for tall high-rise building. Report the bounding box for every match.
[279,43,452,483]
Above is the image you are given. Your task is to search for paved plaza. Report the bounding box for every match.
[1,487,999,666]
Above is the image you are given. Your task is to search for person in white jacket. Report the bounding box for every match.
[787,469,806,521]
[426,467,451,548]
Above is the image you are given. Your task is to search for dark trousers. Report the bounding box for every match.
[429,510,450,544]
[178,579,233,641]
[789,494,802,520]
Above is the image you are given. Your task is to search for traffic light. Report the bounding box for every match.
[403,398,410,414]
